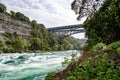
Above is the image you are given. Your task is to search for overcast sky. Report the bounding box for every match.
[0,0,86,39]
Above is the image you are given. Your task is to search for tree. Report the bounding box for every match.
[58,45,65,51]
[30,20,38,29]
[15,12,30,23]
[5,35,25,52]
[52,41,59,51]
[0,3,6,13]
[14,37,24,52]
[31,29,41,38]
[29,38,41,51]
[71,0,104,20]
[10,10,16,18]
[72,0,120,46]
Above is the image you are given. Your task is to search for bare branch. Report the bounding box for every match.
[71,0,105,20]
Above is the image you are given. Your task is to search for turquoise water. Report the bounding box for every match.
[0,50,80,80]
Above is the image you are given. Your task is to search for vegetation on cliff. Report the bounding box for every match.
[46,0,120,79]
[0,3,82,53]
[0,3,6,13]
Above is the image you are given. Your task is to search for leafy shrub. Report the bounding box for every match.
[31,29,40,38]
[15,12,30,23]
[92,42,107,51]
[45,72,56,80]
[81,45,91,51]
[2,48,13,53]
[5,36,25,52]
[86,29,103,47]
[30,20,38,29]
[66,76,76,80]
[10,10,16,18]
[46,52,120,80]
[66,53,120,80]
[0,40,4,48]
[116,47,120,57]
[108,41,120,51]
[29,38,41,51]
[0,3,6,13]
[0,40,4,52]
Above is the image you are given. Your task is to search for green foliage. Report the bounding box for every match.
[41,40,52,51]
[92,43,107,51]
[86,29,103,47]
[5,35,25,52]
[66,76,76,80]
[15,37,25,52]
[0,3,6,13]
[2,47,13,53]
[45,72,56,80]
[66,53,120,80]
[31,29,41,38]
[30,21,79,51]
[0,40,4,52]
[10,10,30,24]
[29,38,41,51]
[10,10,16,18]
[62,39,74,50]
[30,20,38,29]
[46,0,120,80]
[58,45,65,51]
[15,12,30,23]
[0,40,4,48]
[52,41,59,51]
[108,41,120,51]
[23,39,30,52]
[72,0,120,47]
[116,47,120,57]
[64,37,82,49]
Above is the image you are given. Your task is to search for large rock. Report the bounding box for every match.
[0,13,32,40]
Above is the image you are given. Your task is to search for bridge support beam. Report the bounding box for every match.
[48,24,85,38]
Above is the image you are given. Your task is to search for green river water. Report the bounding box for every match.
[0,50,80,80]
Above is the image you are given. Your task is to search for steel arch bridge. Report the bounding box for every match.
[47,24,85,38]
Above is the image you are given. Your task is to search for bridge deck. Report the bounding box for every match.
[47,24,85,38]
[48,24,83,30]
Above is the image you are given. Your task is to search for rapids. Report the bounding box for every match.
[0,50,80,80]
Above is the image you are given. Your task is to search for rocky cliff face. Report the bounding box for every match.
[0,13,32,41]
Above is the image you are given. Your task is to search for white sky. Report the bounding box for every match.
[0,0,86,39]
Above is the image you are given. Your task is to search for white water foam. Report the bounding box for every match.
[0,50,80,80]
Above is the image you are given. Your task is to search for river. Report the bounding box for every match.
[0,50,80,80]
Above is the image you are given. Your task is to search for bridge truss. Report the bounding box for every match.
[48,24,85,38]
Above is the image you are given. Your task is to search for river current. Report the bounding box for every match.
[0,50,80,80]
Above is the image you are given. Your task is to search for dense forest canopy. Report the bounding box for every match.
[72,0,120,46]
